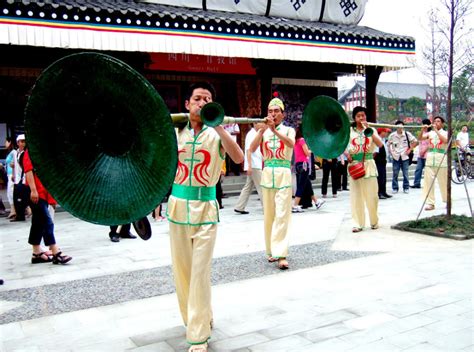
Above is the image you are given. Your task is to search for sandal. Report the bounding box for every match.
[278,258,289,270]
[31,252,53,264]
[52,251,72,265]
[352,227,363,233]
[188,343,208,352]
[425,204,435,211]
[267,256,278,263]
[371,224,379,230]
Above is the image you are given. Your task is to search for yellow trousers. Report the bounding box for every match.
[169,222,217,345]
[262,187,292,258]
[349,176,379,229]
[423,166,447,206]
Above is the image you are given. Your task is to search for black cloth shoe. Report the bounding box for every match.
[378,194,388,199]
[410,185,421,189]
[234,209,249,215]
[382,193,393,198]
[120,232,137,239]
[109,232,120,242]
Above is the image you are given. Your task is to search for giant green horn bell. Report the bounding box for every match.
[200,102,225,127]
[24,53,177,226]
[302,95,350,159]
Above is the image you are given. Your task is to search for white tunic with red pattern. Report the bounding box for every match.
[166,125,224,225]
[260,124,295,189]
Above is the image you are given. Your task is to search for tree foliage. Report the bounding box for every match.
[403,97,426,117]
[451,64,473,116]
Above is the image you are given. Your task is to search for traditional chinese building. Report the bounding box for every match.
[338,81,449,123]
[0,0,415,153]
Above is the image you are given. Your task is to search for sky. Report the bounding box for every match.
[338,0,472,89]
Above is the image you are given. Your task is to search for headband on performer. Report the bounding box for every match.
[268,97,285,112]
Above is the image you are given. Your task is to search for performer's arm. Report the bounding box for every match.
[214,125,244,164]
[250,127,265,153]
[271,127,294,148]
[433,126,448,144]
[246,148,253,175]
[26,171,39,204]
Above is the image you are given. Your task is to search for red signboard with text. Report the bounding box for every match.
[147,53,256,75]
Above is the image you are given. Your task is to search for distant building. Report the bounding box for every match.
[338,81,447,122]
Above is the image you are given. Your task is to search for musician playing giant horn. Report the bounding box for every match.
[166,82,243,352]
[250,97,295,270]
[346,106,383,233]
[418,116,448,211]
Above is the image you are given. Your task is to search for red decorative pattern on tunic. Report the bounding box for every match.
[362,137,370,152]
[351,137,361,153]
[263,141,273,159]
[351,136,369,153]
[275,140,285,159]
[193,149,211,186]
[176,149,189,184]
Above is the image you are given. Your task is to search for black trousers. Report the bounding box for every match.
[321,160,339,195]
[28,199,56,246]
[338,162,348,190]
[13,183,30,220]
[110,224,131,235]
[376,160,387,196]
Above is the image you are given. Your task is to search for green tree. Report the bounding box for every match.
[452,65,473,117]
[403,97,426,118]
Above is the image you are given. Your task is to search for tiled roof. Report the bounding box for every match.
[4,0,415,45]
[1,1,416,67]
[360,81,429,100]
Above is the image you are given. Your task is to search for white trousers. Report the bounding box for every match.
[423,166,447,206]
[349,176,379,229]
[234,168,263,211]
[262,187,292,258]
[169,222,217,345]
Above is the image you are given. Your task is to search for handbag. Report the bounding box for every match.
[348,138,367,180]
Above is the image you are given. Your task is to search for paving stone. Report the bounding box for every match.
[248,334,313,351]
[211,333,270,351]
[385,326,445,349]
[429,328,474,350]
[0,183,472,352]
[301,322,355,343]
[344,312,397,330]
[259,310,357,339]
[131,325,186,346]
[128,341,175,352]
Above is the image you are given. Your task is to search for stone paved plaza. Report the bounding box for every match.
[0,181,473,351]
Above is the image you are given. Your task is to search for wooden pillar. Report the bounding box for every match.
[365,66,383,122]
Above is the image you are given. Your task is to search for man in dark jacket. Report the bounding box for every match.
[374,128,392,199]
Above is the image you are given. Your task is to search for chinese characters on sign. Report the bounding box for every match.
[147,53,256,75]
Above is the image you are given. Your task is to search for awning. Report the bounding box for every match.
[0,1,416,69]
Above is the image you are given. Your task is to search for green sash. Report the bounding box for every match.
[264,159,291,168]
[171,184,216,201]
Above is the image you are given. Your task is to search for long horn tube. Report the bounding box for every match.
[367,122,432,129]
[364,122,432,137]
[171,102,266,126]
